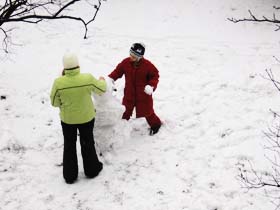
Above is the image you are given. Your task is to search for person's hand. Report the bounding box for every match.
[105,77,117,92]
[144,85,153,95]
[99,76,105,80]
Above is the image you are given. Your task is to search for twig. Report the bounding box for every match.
[273,56,280,64]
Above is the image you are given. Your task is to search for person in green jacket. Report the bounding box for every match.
[50,52,106,184]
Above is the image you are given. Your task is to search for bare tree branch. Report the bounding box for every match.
[230,6,280,208]
[262,69,280,92]
[0,0,105,53]
[0,27,9,53]
[237,69,280,209]
[273,56,280,64]
[228,8,280,31]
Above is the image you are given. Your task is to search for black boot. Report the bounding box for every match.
[85,162,103,179]
[149,124,161,136]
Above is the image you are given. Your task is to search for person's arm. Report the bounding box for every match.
[91,75,107,95]
[147,62,159,91]
[108,60,125,81]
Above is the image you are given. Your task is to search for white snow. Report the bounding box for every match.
[1,0,280,209]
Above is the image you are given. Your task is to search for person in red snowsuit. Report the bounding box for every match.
[108,43,162,135]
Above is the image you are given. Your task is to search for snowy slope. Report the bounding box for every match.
[1,0,280,209]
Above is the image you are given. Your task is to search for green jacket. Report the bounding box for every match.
[50,67,106,124]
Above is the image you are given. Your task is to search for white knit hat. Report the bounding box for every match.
[63,52,79,69]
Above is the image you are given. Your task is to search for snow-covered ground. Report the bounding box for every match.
[1,0,280,209]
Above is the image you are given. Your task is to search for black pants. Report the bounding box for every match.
[61,118,102,183]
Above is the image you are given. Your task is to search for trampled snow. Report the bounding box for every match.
[0,0,280,209]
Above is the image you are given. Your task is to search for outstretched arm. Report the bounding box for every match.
[108,61,125,81]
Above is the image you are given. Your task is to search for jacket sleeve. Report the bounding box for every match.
[147,62,160,91]
[91,75,107,95]
[50,81,61,107]
[108,61,125,81]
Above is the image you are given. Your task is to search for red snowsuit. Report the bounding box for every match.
[108,57,161,128]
